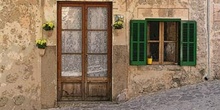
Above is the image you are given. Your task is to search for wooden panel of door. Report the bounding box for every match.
[61,82,82,101]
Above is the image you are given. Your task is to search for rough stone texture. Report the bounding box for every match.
[113,0,127,45]
[41,46,57,109]
[13,95,25,105]
[112,45,128,100]
[6,73,19,83]
[211,0,220,80]
[0,97,8,107]
[116,89,128,103]
[0,0,41,109]
[0,0,219,109]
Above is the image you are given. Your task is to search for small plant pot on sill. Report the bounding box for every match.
[38,48,45,57]
[147,58,152,65]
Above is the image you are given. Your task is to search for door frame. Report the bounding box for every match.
[57,1,112,101]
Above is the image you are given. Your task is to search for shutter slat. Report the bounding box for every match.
[182,43,188,61]
[180,21,197,66]
[130,20,147,65]
[133,43,138,61]
[139,43,145,61]
[133,23,138,41]
[139,23,145,41]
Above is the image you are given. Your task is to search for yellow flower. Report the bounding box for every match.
[48,22,54,28]
[42,21,55,31]
[36,39,46,45]
[42,23,46,28]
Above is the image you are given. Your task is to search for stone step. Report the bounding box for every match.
[57,101,117,108]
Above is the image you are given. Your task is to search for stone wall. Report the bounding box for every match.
[211,0,220,79]
[0,0,42,109]
[0,0,219,109]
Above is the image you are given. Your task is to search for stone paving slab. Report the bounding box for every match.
[48,80,220,110]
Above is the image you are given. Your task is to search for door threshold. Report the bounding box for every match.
[57,101,117,108]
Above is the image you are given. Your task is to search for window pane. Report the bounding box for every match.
[148,22,159,40]
[164,22,178,41]
[164,43,176,62]
[148,43,159,61]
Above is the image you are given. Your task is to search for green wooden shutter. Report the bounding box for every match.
[180,21,197,66]
[130,20,147,65]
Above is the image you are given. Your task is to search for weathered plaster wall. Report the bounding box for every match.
[211,0,220,79]
[0,0,42,109]
[1,0,219,109]
[41,46,57,109]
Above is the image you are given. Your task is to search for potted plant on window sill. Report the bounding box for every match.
[36,38,47,56]
[147,56,153,65]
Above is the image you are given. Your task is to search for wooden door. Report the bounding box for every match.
[57,2,112,101]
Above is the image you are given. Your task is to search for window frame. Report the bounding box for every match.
[146,18,181,65]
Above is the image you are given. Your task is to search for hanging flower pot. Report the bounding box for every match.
[36,38,47,57]
[42,21,55,31]
[113,14,124,29]
[46,31,53,37]
[113,20,123,29]
[38,48,45,57]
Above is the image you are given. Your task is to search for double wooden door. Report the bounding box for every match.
[57,2,112,101]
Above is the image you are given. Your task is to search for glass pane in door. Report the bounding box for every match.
[62,55,82,76]
[62,31,82,53]
[87,31,107,53]
[62,7,82,29]
[87,7,107,29]
[87,55,107,77]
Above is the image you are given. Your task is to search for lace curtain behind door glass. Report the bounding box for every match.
[87,55,107,77]
[62,7,82,29]
[62,31,82,53]
[62,55,82,76]
[87,31,107,53]
[88,7,107,29]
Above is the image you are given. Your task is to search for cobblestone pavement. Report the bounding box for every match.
[49,80,220,110]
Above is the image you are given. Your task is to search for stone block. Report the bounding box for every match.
[0,97,8,107]
[6,73,19,83]
[13,95,25,105]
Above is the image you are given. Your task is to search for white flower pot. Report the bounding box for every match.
[39,48,45,57]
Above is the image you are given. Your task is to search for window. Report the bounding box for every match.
[148,21,179,64]
[130,18,197,66]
